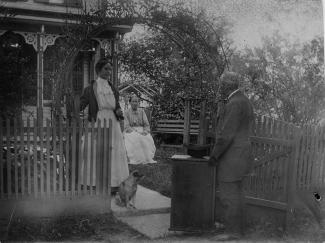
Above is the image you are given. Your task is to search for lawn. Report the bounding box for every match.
[129,146,178,197]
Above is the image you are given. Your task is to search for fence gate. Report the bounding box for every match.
[243,115,296,229]
[0,117,113,219]
[243,115,325,230]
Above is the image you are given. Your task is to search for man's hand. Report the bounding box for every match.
[208,156,218,166]
[141,131,148,136]
[115,108,123,118]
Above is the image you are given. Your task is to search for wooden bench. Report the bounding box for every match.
[152,119,200,135]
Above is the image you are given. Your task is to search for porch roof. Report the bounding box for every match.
[0,1,133,36]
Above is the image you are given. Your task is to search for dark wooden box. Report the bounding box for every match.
[169,156,216,232]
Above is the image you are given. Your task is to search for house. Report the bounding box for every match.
[0,0,133,123]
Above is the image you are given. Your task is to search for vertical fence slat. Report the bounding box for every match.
[65,122,70,197]
[321,126,325,187]
[52,119,57,195]
[0,117,3,198]
[298,126,307,189]
[33,118,38,198]
[78,121,82,194]
[27,118,31,195]
[261,116,267,196]
[286,125,302,229]
[90,120,95,196]
[107,119,113,204]
[309,126,317,189]
[315,126,323,188]
[269,118,275,193]
[71,119,76,195]
[96,120,101,195]
[302,126,311,189]
[59,116,63,195]
[98,120,104,195]
[256,115,262,196]
[306,126,315,189]
[12,118,18,198]
[83,120,89,194]
[102,119,108,196]
[276,121,283,191]
[6,119,12,198]
[282,123,290,198]
[46,119,51,197]
[265,117,272,195]
[272,119,279,192]
[20,117,25,196]
[39,117,44,197]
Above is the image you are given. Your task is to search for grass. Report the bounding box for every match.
[6,213,143,241]
[129,146,179,197]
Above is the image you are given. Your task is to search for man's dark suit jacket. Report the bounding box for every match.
[80,80,123,122]
[210,90,254,182]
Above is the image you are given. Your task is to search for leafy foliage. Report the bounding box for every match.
[120,13,232,120]
[232,33,325,125]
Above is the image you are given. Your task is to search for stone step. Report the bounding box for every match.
[111,185,171,218]
[116,213,181,240]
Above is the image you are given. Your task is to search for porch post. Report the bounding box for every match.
[82,52,90,88]
[111,33,121,88]
[198,99,207,145]
[37,25,45,126]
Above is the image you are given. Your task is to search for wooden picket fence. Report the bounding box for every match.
[242,115,325,229]
[0,116,113,217]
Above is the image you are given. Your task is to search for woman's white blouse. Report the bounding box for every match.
[96,77,116,110]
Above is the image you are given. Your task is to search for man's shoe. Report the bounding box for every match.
[211,233,241,241]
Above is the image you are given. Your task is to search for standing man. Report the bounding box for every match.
[209,71,254,240]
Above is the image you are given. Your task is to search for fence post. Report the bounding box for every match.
[198,99,207,145]
[285,126,301,231]
[183,99,191,153]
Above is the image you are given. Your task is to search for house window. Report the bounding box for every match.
[72,56,83,94]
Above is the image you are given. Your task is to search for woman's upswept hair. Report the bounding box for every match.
[95,58,112,75]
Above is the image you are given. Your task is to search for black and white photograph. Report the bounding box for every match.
[0,0,324,242]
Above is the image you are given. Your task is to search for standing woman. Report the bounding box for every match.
[79,58,129,193]
[124,95,156,164]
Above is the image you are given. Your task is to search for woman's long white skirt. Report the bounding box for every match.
[80,109,129,187]
[124,127,156,165]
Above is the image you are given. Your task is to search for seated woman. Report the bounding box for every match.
[124,95,156,164]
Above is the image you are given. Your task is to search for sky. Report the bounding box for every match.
[206,0,323,49]
[125,0,323,50]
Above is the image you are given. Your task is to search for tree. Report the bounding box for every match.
[119,10,232,120]
[231,33,325,125]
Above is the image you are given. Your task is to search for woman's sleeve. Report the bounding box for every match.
[142,109,151,132]
[124,110,131,130]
